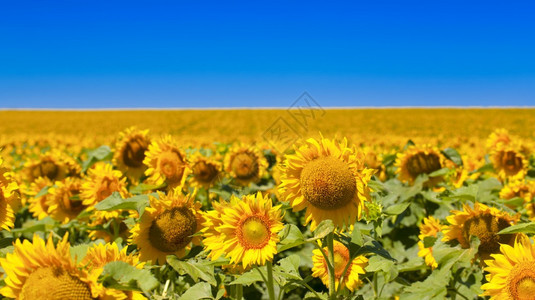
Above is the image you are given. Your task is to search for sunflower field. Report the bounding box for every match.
[1,109,535,300]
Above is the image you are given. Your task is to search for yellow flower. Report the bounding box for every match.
[442,202,519,261]
[0,157,18,231]
[395,145,445,186]
[216,192,284,268]
[113,127,151,182]
[312,240,368,292]
[279,137,373,231]
[491,142,528,181]
[47,177,87,224]
[143,135,190,190]
[481,235,535,299]
[417,216,442,269]
[224,143,268,186]
[486,128,512,151]
[24,150,80,183]
[201,198,232,261]
[81,163,129,220]
[130,190,203,264]
[25,176,53,220]
[0,234,107,299]
[500,180,535,203]
[189,152,222,189]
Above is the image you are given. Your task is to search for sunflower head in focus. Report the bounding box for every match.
[46,177,87,224]
[279,137,374,231]
[113,127,151,183]
[143,135,190,190]
[312,240,368,292]
[442,202,519,261]
[224,143,268,186]
[217,192,284,268]
[189,152,222,189]
[0,234,108,299]
[395,145,445,186]
[81,162,129,210]
[25,176,53,220]
[201,198,232,261]
[417,216,443,269]
[491,141,528,181]
[481,235,535,300]
[130,189,203,264]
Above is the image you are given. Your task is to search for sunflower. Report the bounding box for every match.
[201,198,233,260]
[311,240,368,292]
[24,150,80,183]
[113,127,151,182]
[500,180,535,203]
[0,234,107,299]
[417,216,443,269]
[491,142,528,181]
[395,145,445,186]
[25,176,53,220]
[81,163,129,219]
[88,210,133,242]
[130,190,203,264]
[442,202,519,261]
[143,135,190,190]
[0,157,18,231]
[486,128,512,151]
[224,143,268,186]
[189,152,222,189]
[47,177,87,224]
[216,192,284,268]
[278,137,374,231]
[481,235,535,299]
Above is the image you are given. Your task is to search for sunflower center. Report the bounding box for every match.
[232,152,259,180]
[501,151,523,175]
[300,156,356,210]
[462,213,513,255]
[333,252,349,278]
[406,152,442,177]
[238,216,270,249]
[158,151,185,182]
[123,136,148,168]
[21,267,92,300]
[508,261,535,300]
[59,188,85,214]
[149,207,197,252]
[38,160,59,180]
[96,177,119,201]
[193,161,218,183]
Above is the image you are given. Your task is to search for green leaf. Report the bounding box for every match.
[423,236,437,248]
[82,145,113,172]
[365,256,398,282]
[500,197,525,207]
[0,238,14,249]
[129,183,166,194]
[441,148,463,166]
[384,202,411,215]
[428,167,449,177]
[382,153,397,167]
[310,220,334,240]
[101,261,158,292]
[350,225,364,246]
[10,217,56,234]
[230,268,265,286]
[94,192,154,216]
[167,257,217,286]
[178,282,214,300]
[498,222,535,234]
[358,239,395,261]
[35,185,51,198]
[278,224,305,252]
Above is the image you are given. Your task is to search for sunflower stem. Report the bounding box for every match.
[327,232,337,300]
[235,283,243,300]
[266,261,276,300]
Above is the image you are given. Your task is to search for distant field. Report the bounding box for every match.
[1,109,535,149]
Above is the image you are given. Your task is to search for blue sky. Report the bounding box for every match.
[1,1,534,108]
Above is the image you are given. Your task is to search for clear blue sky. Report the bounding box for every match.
[1,1,534,108]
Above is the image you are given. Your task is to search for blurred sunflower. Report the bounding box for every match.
[88,210,133,242]
[224,143,268,186]
[130,190,202,264]
[442,202,519,261]
[113,127,151,182]
[0,157,18,231]
[395,145,445,186]
[24,150,80,183]
[417,216,443,269]
[0,234,108,299]
[486,128,512,151]
[143,135,190,190]
[25,176,53,220]
[217,192,284,268]
[500,180,535,203]
[491,142,528,181]
[481,235,535,299]
[311,240,368,292]
[189,152,222,189]
[47,177,87,223]
[279,137,374,231]
[81,163,129,219]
